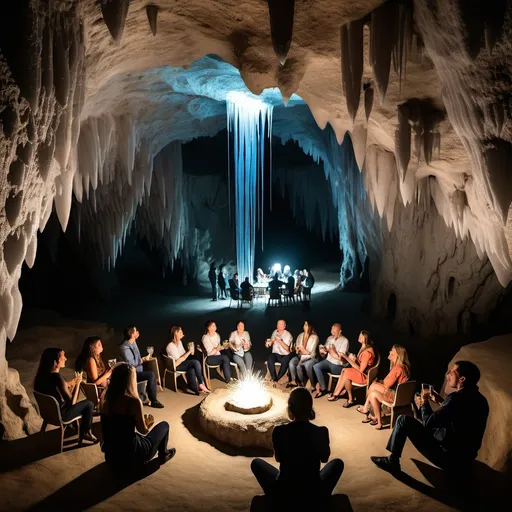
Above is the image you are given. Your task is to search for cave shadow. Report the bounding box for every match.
[25,460,160,512]
[0,421,102,472]
[181,403,273,458]
[250,493,352,511]
[393,459,508,511]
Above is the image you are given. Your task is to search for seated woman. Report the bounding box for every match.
[165,325,210,395]
[328,330,376,407]
[287,321,319,388]
[75,336,112,391]
[34,348,96,446]
[228,321,253,377]
[251,387,344,507]
[356,344,410,429]
[100,363,176,468]
[201,320,232,383]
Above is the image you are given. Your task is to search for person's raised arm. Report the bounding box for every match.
[319,427,331,463]
[276,333,291,353]
[56,374,74,406]
[85,358,111,387]
[421,393,456,428]
[130,397,149,435]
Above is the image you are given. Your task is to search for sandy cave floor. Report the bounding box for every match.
[0,271,504,511]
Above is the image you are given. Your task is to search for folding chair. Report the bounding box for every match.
[161,353,188,392]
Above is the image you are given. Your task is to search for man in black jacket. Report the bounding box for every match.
[371,360,489,473]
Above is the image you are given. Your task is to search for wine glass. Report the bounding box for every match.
[108,358,117,368]
[421,383,432,400]
[187,342,195,355]
[147,346,154,359]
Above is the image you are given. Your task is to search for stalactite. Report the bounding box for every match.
[369,1,396,102]
[395,102,411,181]
[392,0,414,90]
[340,19,364,122]
[100,0,130,43]
[364,83,374,123]
[146,5,159,37]
[267,0,295,66]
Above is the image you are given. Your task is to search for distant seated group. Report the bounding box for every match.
[33,316,490,504]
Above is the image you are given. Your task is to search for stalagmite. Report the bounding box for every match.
[146,5,159,37]
[267,0,295,66]
[340,19,364,122]
[100,0,130,43]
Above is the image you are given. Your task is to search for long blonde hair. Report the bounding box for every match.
[391,344,411,379]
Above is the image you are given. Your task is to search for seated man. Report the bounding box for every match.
[240,277,253,300]
[266,319,294,386]
[371,361,489,473]
[120,325,164,409]
[228,273,241,295]
[267,273,286,303]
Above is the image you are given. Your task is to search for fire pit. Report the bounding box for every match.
[199,373,289,450]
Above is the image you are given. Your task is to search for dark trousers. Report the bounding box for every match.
[144,421,170,461]
[176,359,204,391]
[267,353,295,381]
[137,370,157,403]
[206,353,231,381]
[387,415,454,469]
[251,457,344,497]
[62,400,94,437]
[210,283,217,300]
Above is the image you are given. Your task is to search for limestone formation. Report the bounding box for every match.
[1,0,512,440]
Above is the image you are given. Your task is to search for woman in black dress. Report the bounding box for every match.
[100,363,175,469]
[34,347,97,446]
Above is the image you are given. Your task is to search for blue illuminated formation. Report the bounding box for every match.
[227,92,273,284]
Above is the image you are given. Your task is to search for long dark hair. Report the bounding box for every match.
[101,363,138,414]
[34,348,63,391]
[288,387,315,421]
[75,336,105,374]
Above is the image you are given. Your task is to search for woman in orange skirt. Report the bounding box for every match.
[328,330,376,408]
[356,345,410,429]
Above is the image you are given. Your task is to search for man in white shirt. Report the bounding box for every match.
[266,319,294,385]
[313,323,349,398]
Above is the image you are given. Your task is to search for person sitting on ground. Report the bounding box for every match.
[208,263,217,301]
[251,387,344,507]
[288,321,319,389]
[202,320,232,383]
[75,336,112,390]
[217,264,228,299]
[34,348,97,446]
[240,277,254,300]
[267,273,286,302]
[165,325,210,395]
[356,344,409,428]
[228,320,254,377]
[119,326,164,409]
[100,363,175,469]
[266,319,294,387]
[371,361,489,473]
[312,323,349,398]
[327,330,376,407]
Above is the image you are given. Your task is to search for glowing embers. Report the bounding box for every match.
[226,92,274,284]
[224,372,273,415]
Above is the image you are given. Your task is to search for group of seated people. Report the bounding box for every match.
[33,317,490,504]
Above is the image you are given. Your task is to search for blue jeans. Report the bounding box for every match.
[137,370,158,403]
[313,359,342,391]
[266,353,295,381]
[251,457,344,497]
[206,354,231,381]
[288,357,318,385]
[233,351,253,377]
[61,400,94,437]
[176,359,205,391]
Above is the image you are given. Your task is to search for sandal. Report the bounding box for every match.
[362,417,373,424]
[313,390,327,399]
[375,425,385,430]
[369,419,378,426]
[356,406,369,416]
[327,394,341,402]
[342,400,356,408]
